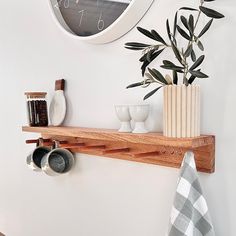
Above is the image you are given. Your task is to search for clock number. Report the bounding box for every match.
[54,0,69,9]
[54,0,63,9]
[78,10,85,27]
[97,13,105,31]
[64,0,70,8]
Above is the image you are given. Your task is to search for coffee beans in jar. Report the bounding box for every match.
[25,92,49,127]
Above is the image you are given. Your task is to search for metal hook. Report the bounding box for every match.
[52,140,60,150]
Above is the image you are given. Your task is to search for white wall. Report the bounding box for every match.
[0,0,235,235]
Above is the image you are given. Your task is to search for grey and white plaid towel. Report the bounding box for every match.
[168,151,215,236]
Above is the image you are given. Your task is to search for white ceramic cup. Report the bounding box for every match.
[115,105,132,133]
[129,104,150,133]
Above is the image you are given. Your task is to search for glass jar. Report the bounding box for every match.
[25,92,49,127]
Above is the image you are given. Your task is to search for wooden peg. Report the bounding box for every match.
[103,148,130,154]
[26,139,51,144]
[25,139,69,147]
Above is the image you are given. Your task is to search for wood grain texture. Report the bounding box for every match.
[22,126,215,173]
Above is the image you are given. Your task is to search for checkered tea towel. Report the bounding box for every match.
[168,151,215,236]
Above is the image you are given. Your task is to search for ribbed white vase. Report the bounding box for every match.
[163,85,200,138]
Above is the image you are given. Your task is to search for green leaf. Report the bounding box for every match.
[166,19,172,41]
[139,48,159,62]
[148,68,168,84]
[188,75,196,84]
[125,42,151,48]
[146,50,155,62]
[190,55,205,70]
[180,16,190,31]
[189,70,209,78]
[179,7,198,11]
[161,64,184,73]
[163,60,175,66]
[185,44,193,57]
[126,82,143,89]
[171,41,183,64]
[151,30,167,45]
[125,47,144,51]
[198,19,213,38]
[199,6,225,19]
[144,86,162,100]
[146,51,153,63]
[139,53,147,62]
[177,25,191,40]
[140,49,165,76]
[188,14,194,34]
[141,62,149,76]
[173,70,178,85]
[188,74,197,84]
[191,50,196,62]
[141,61,149,76]
[197,40,204,51]
[173,11,178,36]
[137,27,156,40]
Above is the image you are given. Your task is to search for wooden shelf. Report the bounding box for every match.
[22,126,215,173]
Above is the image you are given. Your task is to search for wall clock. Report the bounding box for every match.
[49,0,154,44]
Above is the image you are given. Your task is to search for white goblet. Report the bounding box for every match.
[129,104,150,133]
[115,105,132,133]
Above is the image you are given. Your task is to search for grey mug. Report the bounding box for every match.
[41,140,75,176]
[26,138,51,171]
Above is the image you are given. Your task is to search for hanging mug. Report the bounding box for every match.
[26,138,51,171]
[41,140,75,176]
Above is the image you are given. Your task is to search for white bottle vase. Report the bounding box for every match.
[163,85,200,138]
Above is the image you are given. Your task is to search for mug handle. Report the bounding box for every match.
[37,138,44,147]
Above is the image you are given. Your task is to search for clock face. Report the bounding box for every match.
[51,0,132,37]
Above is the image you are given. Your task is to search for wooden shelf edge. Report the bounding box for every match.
[22,126,215,173]
[22,126,214,148]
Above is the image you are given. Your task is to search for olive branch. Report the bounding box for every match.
[125,0,224,100]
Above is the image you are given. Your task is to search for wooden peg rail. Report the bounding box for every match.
[22,126,215,173]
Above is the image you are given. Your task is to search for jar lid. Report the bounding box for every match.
[25,92,47,98]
